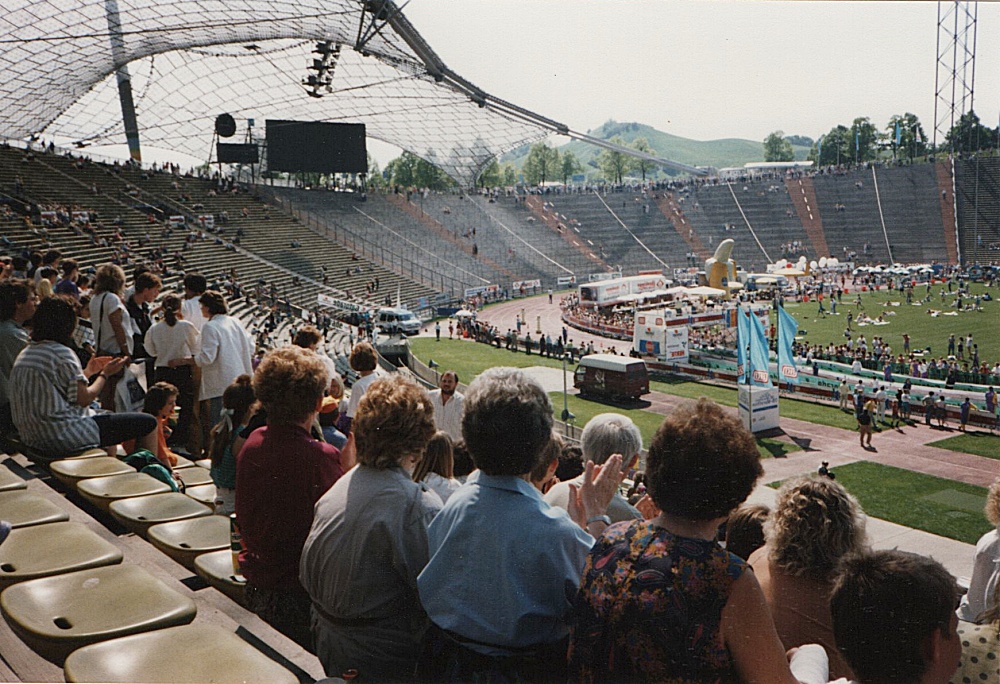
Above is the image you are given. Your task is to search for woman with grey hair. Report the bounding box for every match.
[544,412,643,522]
[749,475,868,680]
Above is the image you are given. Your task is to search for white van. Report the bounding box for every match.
[375,307,422,335]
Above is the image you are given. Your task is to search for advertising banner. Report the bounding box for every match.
[317,293,362,313]
[738,385,780,433]
[777,305,799,384]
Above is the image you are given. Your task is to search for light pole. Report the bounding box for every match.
[561,352,576,436]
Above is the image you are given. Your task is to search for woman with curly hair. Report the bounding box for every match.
[568,398,809,684]
[749,475,868,680]
[301,377,441,682]
[957,477,1000,624]
[236,345,351,649]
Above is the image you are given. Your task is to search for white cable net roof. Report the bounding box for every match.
[0,0,552,183]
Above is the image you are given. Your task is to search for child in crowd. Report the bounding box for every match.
[413,431,463,503]
[823,549,962,684]
[724,502,770,561]
[124,381,180,468]
[208,374,256,516]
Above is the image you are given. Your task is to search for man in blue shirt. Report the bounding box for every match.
[417,367,621,682]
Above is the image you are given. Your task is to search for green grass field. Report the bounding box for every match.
[926,432,1000,460]
[650,376,863,431]
[409,340,799,458]
[780,280,996,364]
[548,392,799,460]
[768,461,991,545]
[410,337,566,381]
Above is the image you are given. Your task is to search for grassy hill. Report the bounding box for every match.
[503,120,812,179]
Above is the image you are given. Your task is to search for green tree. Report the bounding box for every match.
[945,110,998,154]
[523,142,560,186]
[366,157,385,190]
[885,113,928,160]
[597,136,633,184]
[631,138,657,181]
[385,151,452,190]
[413,155,452,190]
[501,162,518,187]
[763,131,794,162]
[849,117,879,163]
[560,151,583,185]
[812,125,851,166]
[478,158,502,188]
[386,151,417,187]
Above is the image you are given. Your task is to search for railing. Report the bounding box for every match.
[264,191,466,299]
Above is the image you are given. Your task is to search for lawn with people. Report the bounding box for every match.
[782,278,997,367]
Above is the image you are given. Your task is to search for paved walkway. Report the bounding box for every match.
[426,295,1000,579]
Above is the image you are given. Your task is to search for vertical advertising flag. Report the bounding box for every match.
[895,122,901,147]
[749,311,773,387]
[777,305,799,384]
[736,307,748,384]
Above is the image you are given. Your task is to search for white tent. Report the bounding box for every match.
[686,286,726,297]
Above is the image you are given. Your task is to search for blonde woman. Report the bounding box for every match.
[88,263,133,409]
[749,475,868,680]
[89,263,132,357]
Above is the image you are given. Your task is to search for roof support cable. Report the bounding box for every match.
[726,182,771,263]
